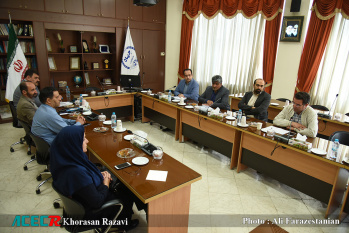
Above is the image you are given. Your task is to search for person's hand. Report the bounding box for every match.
[178,94,184,98]
[76,115,86,125]
[291,122,306,130]
[206,100,213,106]
[101,171,112,187]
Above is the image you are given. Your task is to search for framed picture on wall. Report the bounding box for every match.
[48,57,56,70]
[84,72,90,86]
[46,38,52,52]
[70,57,80,70]
[280,16,304,42]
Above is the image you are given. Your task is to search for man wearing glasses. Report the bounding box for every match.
[273,92,318,138]
[238,79,271,122]
[174,68,199,101]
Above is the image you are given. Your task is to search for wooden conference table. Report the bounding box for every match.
[140,93,349,218]
[83,120,201,233]
[76,93,201,232]
[230,95,349,138]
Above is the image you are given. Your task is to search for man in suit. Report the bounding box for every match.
[32,87,85,145]
[17,81,38,126]
[199,75,230,110]
[174,68,199,101]
[13,69,41,108]
[273,92,318,138]
[238,79,271,122]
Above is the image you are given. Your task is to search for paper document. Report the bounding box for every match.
[262,126,289,135]
[146,170,168,182]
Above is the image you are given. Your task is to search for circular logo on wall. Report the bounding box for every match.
[122,46,139,70]
[14,60,24,73]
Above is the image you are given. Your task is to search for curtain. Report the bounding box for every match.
[310,13,349,115]
[189,13,265,94]
[296,0,349,93]
[178,0,284,87]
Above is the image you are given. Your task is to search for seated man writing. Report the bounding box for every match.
[17,81,38,126]
[273,92,318,138]
[32,87,85,145]
[238,79,271,122]
[174,68,199,101]
[198,75,230,110]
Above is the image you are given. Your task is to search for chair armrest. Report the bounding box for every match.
[90,198,123,215]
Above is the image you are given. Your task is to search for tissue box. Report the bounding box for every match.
[288,138,312,152]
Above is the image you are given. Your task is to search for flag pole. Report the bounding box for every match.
[8,11,11,24]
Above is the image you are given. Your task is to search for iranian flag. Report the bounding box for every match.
[5,23,28,102]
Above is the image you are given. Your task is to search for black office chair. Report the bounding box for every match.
[29,133,51,194]
[52,184,124,233]
[311,105,329,112]
[276,98,291,103]
[9,101,26,152]
[18,120,36,170]
[345,113,349,117]
[329,131,349,146]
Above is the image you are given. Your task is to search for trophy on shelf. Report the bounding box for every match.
[73,75,82,87]
[57,33,64,53]
[93,36,98,53]
[104,59,109,69]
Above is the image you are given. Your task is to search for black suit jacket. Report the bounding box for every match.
[198,86,230,110]
[238,91,271,121]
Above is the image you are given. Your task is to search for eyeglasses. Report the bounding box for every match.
[292,101,304,107]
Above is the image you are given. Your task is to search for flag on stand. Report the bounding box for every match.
[5,23,28,102]
[121,25,140,75]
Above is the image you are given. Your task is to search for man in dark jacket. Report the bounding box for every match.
[199,75,230,110]
[238,79,271,121]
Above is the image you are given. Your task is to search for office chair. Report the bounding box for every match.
[17,120,36,170]
[52,184,124,233]
[311,105,329,112]
[329,131,349,146]
[29,133,51,194]
[276,98,291,103]
[345,113,349,117]
[9,101,26,152]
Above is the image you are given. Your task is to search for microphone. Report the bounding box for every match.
[319,94,338,119]
[96,76,105,92]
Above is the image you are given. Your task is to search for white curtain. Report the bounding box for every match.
[310,13,349,115]
[189,13,265,94]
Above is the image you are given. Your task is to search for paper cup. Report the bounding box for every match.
[256,122,263,130]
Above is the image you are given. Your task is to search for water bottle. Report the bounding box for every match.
[168,90,172,102]
[330,139,339,160]
[237,109,242,124]
[111,112,117,129]
[66,86,70,101]
[79,94,83,107]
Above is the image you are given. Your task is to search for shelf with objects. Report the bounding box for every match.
[0,20,37,123]
[45,28,116,94]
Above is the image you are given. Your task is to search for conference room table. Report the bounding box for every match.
[83,119,202,233]
[139,92,349,218]
[229,94,349,138]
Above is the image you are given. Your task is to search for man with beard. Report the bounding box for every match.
[13,69,41,108]
[238,79,271,122]
[17,81,39,126]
